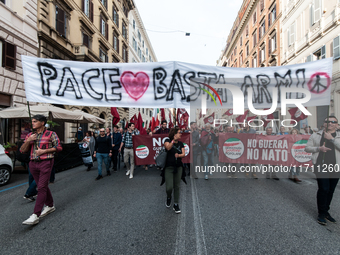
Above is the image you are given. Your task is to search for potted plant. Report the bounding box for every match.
[3,142,17,152]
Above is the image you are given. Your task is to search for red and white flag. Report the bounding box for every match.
[111,107,120,126]
[224,109,233,116]
[160,108,166,121]
[289,107,308,124]
[169,112,174,129]
[177,109,189,129]
[235,110,249,123]
[151,108,159,131]
[204,112,215,125]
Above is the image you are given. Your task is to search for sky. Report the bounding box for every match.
[134,0,243,66]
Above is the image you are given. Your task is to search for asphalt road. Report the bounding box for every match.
[1,161,340,255]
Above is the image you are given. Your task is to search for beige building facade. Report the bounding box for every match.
[36,0,134,142]
[281,0,340,129]
[0,0,39,144]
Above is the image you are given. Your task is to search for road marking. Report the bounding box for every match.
[0,182,28,193]
[174,184,186,255]
[191,178,207,255]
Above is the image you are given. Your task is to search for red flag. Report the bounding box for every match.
[179,111,189,129]
[111,107,120,126]
[137,112,147,134]
[247,115,257,122]
[160,108,166,121]
[289,107,308,124]
[204,112,215,125]
[169,112,174,129]
[129,114,137,127]
[260,109,274,127]
[236,110,249,123]
[224,109,233,116]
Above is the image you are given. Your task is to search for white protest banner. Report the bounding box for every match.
[22,56,332,108]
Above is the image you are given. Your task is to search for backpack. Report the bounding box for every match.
[16,141,30,163]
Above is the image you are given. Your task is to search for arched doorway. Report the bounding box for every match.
[99,112,106,128]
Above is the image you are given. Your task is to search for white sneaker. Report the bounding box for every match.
[40,205,56,218]
[129,174,133,179]
[205,175,209,180]
[22,214,39,225]
[126,170,130,176]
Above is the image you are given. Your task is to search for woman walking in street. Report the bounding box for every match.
[164,127,185,213]
[289,128,302,183]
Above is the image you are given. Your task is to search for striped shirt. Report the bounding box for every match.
[23,129,62,161]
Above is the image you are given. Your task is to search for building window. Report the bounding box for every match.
[122,45,128,62]
[56,5,67,38]
[113,7,119,28]
[99,48,108,62]
[1,40,16,69]
[245,25,249,37]
[240,51,243,66]
[0,0,5,4]
[253,11,257,24]
[259,19,265,39]
[269,32,276,54]
[268,4,276,27]
[142,55,145,62]
[138,30,141,41]
[122,22,127,40]
[133,37,137,51]
[240,36,242,46]
[138,47,141,59]
[101,0,107,9]
[246,41,249,56]
[259,45,265,64]
[333,36,340,60]
[149,55,152,62]
[82,32,91,49]
[253,53,257,68]
[113,32,119,53]
[313,46,326,60]
[146,48,148,56]
[133,20,135,29]
[253,30,257,46]
[100,16,108,40]
[311,0,322,25]
[82,0,93,22]
[260,0,264,12]
[123,4,128,17]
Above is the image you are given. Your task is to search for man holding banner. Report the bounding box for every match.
[305,116,340,226]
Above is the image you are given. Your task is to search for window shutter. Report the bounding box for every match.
[310,4,314,26]
[333,36,340,59]
[117,38,119,54]
[314,0,321,22]
[269,38,272,54]
[321,45,326,59]
[4,41,16,69]
[90,0,93,22]
[105,23,108,40]
[57,7,65,36]
[268,13,271,27]
[306,55,312,62]
[261,0,264,11]
[82,0,84,12]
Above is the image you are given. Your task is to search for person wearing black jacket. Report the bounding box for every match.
[164,127,185,213]
[200,124,218,180]
[111,125,122,172]
[190,122,199,178]
[93,128,112,180]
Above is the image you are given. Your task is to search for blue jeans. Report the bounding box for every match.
[25,164,37,197]
[97,153,110,176]
[202,150,214,175]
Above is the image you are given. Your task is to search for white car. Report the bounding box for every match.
[0,144,13,186]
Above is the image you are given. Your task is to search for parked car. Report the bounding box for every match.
[0,144,13,186]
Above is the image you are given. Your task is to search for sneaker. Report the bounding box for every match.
[252,174,258,179]
[107,171,111,176]
[129,174,133,179]
[325,214,337,223]
[166,197,171,208]
[126,170,130,176]
[23,195,35,202]
[95,175,103,180]
[22,214,39,225]
[173,204,181,214]
[317,216,327,225]
[86,167,91,171]
[204,175,208,180]
[40,205,56,218]
[149,165,153,168]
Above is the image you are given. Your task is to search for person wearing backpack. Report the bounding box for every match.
[20,115,62,225]
[200,124,217,180]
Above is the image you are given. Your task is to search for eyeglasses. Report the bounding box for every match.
[325,121,338,124]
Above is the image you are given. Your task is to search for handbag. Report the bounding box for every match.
[155,147,167,168]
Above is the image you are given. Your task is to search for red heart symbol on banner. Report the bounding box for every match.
[120,71,149,101]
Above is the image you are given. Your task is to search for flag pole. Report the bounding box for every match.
[174,108,176,127]
[321,105,331,164]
